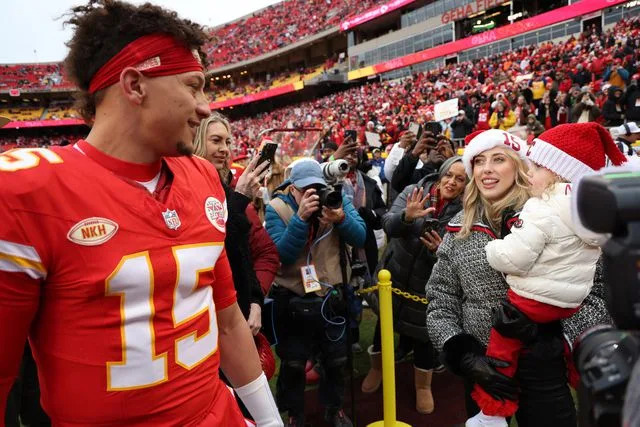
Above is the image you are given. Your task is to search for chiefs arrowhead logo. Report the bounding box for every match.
[67,217,118,246]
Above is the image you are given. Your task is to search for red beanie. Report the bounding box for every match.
[527,123,627,182]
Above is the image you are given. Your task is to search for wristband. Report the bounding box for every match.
[234,372,283,427]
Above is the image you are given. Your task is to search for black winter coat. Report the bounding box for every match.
[378,174,463,341]
[223,185,263,318]
[602,86,626,127]
[354,173,387,276]
[391,152,438,193]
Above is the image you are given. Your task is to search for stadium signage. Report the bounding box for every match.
[349,0,628,80]
[441,0,509,24]
[340,0,416,31]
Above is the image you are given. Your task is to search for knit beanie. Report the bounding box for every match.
[527,123,627,182]
[438,155,463,179]
[461,129,527,177]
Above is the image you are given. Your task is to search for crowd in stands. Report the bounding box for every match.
[206,0,381,68]
[0,64,74,92]
[0,103,81,122]
[211,64,327,101]
[0,133,81,153]
[6,18,640,158]
[228,17,640,157]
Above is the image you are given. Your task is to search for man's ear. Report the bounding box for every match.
[119,67,146,105]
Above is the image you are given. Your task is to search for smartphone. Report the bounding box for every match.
[257,142,278,167]
[423,121,441,136]
[344,129,357,141]
[408,122,423,140]
[421,218,439,236]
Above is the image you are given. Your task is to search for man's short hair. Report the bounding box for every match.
[63,0,210,121]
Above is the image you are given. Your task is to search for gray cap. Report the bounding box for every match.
[289,159,326,188]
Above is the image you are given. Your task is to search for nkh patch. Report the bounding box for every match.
[67,217,118,246]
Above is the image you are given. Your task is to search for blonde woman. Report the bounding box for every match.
[193,113,277,321]
[426,129,610,427]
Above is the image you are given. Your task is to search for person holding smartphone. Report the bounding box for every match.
[361,157,466,414]
[391,131,456,193]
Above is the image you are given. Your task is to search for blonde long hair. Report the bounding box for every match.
[457,148,531,239]
[192,112,233,182]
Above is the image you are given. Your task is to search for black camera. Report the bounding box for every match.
[317,186,342,210]
[573,170,640,427]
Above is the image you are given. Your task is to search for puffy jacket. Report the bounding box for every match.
[485,184,602,308]
[265,191,366,266]
[426,210,611,351]
[378,174,462,341]
[488,110,516,130]
[602,86,625,127]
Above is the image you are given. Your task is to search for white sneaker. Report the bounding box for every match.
[465,410,508,427]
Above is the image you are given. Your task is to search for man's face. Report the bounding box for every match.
[141,71,211,157]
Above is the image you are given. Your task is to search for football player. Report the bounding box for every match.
[0,1,282,426]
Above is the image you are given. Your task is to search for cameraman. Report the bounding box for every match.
[265,160,366,427]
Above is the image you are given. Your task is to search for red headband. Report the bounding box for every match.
[88,33,204,94]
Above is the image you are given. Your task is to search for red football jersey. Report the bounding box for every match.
[0,142,247,426]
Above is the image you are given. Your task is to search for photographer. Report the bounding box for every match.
[571,92,601,123]
[265,160,365,427]
[391,132,456,193]
[451,110,474,140]
[489,101,516,131]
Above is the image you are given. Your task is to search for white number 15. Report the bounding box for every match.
[105,243,222,390]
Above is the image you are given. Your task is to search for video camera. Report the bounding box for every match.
[573,168,640,427]
[317,159,349,210]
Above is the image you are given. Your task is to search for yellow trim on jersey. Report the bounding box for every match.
[0,240,46,279]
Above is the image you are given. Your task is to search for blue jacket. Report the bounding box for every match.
[265,192,366,265]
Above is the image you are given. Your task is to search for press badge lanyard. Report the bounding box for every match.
[301,226,334,294]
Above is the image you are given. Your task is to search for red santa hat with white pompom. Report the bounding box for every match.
[527,122,627,182]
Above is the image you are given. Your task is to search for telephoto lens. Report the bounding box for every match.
[322,159,349,183]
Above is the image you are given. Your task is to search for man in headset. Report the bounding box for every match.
[0,1,281,426]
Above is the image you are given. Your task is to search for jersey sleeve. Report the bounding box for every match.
[0,193,45,418]
[212,248,237,311]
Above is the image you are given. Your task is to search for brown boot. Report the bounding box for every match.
[361,345,382,393]
[414,367,434,414]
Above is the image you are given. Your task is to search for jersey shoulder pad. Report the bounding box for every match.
[0,147,66,196]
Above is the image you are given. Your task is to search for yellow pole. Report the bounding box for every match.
[367,270,411,427]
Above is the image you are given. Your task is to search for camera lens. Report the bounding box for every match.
[323,190,342,210]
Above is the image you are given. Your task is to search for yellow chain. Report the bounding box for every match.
[391,287,429,305]
[355,285,428,305]
[355,285,379,295]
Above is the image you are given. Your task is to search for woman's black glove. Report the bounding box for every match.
[442,333,519,401]
[492,300,538,345]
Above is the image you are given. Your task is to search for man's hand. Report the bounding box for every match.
[297,189,320,222]
[235,155,271,199]
[247,303,262,336]
[404,188,435,222]
[411,134,435,158]
[420,229,443,252]
[333,138,358,160]
[319,206,345,225]
[398,131,417,150]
